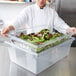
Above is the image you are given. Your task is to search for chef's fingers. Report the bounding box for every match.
[0,33,8,37]
[66,27,76,34]
[1,28,9,37]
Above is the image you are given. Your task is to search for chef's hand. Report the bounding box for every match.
[1,25,15,37]
[66,27,76,36]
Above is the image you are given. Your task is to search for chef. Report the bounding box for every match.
[1,0,76,37]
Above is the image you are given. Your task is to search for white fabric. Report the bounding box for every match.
[12,3,70,34]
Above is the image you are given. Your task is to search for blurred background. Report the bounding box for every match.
[0,0,76,76]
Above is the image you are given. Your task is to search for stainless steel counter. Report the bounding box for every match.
[0,47,76,76]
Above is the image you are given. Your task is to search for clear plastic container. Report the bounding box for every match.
[5,27,74,74]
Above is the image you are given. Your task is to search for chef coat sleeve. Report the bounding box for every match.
[11,8,28,30]
[53,10,70,34]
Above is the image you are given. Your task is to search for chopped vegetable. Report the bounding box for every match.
[18,29,64,45]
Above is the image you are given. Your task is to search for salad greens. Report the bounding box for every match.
[18,29,63,45]
[18,29,69,53]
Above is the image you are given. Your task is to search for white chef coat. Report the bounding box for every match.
[12,3,70,34]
